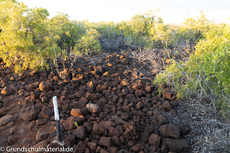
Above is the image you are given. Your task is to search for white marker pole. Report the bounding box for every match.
[52,96,62,143]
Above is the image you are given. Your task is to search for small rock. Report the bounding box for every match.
[100,149,109,153]
[0,115,15,126]
[136,102,143,110]
[163,138,189,152]
[31,106,41,114]
[157,114,168,127]
[163,88,174,100]
[86,103,101,113]
[127,141,135,147]
[71,108,82,117]
[36,129,48,142]
[83,122,93,134]
[107,147,118,153]
[131,143,145,152]
[74,141,86,153]
[92,123,104,135]
[145,86,152,92]
[64,135,76,148]
[111,136,120,146]
[8,136,18,145]
[31,140,50,153]
[9,127,17,135]
[140,131,150,142]
[1,87,12,95]
[21,138,31,144]
[148,134,161,146]
[88,142,97,151]
[170,109,177,115]
[63,116,82,130]
[41,96,48,103]
[31,91,40,100]
[162,101,173,111]
[41,107,53,119]
[86,81,94,93]
[159,124,181,139]
[39,81,52,92]
[99,137,111,148]
[36,119,47,125]
[21,112,38,121]
[161,144,168,153]
[72,126,86,140]
[108,127,120,137]
[135,90,142,97]
[29,121,36,130]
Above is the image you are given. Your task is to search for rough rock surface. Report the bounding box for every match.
[0,52,195,153]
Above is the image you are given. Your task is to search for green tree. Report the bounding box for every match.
[0,0,49,72]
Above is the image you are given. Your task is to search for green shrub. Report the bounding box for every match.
[0,0,50,73]
[74,28,101,55]
[154,23,230,116]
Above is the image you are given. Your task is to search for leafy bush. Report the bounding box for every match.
[74,28,101,55]
[154,23,230,116]
[0,0,50,73]
[0,0,101,73]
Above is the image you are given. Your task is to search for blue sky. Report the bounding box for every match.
[18,0,230,24]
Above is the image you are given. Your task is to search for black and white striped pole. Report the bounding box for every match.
[52,96,64,146]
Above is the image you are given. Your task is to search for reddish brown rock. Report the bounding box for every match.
[163,138,189,153]
[41,107,53,119]
[36,129,48,142]
[92,123,104,135]
[74,141,86,153]
[123,123,137,140]
[86,103,101,113]
[131,143,145,152]
[135,90,142,97]
[100,149,109,153]
[72,126,86,140]
[36,119,47,125]
[107,147,118,153]
[86,81,94,93]
[136,102,143,110]
[71,108,82,117]
[99,121,114,130]
[108,127,120,137]
[41,96,48,103]
[63,116,82,130]
[140,131,150,142]
[88,142,97,151]
[1,87,12,95]
[0,115,15,126]
[157,114,169,127]
[161,144,168,153]
[8,136,18,145]
[83,122,93,134]
[21,112,38,121]
[159,124,181,139]
[31,140,50,153]
[163,88,174,100]
[148,134,161,146]
[162,101,173,111]
[39,81,52,92]
[64,135,76,148]
[145,86,152,92]
[99,137,111,148]
[31,106,41,114]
